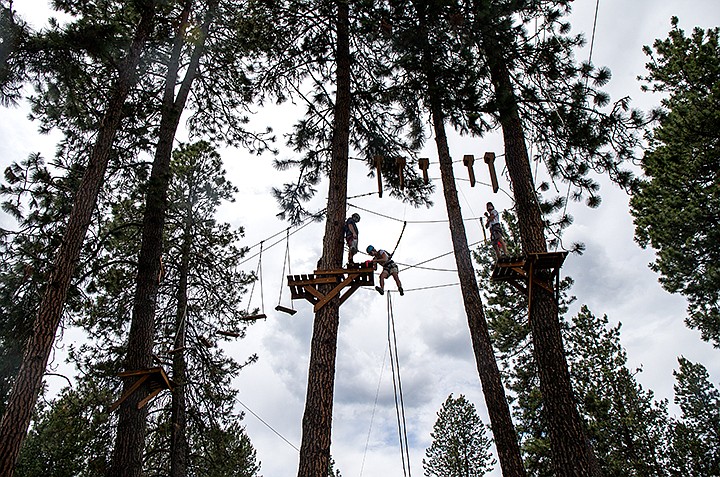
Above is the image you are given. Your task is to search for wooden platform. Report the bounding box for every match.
[490,252,568,318]
[491,252,567,294]
[287,265,374,312]
[110,367,175,412]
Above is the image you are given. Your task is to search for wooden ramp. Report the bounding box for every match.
[110,367,175,412]
[287,264,374,312]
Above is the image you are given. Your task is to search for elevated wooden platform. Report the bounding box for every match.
[110,367,175,412]
[490,252,568,318]
[287,265,374,312]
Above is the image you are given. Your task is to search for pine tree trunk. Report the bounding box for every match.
[108,2,217,475]
[0,6,157,476]
[425,55,527,477]
[170,200,192,477]
[296,2,351,476]
[484,32,603,477]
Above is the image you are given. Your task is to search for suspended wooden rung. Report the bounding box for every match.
[463,154,476,187]
[242,313,267,321]
[484,151,499,193]
[396,157,406,190]
[275,305,297,315]
[216,329,241,338]
[418,157,430,185]
[109,367,175,413]
[374,155,384,197]
[199,336,213,348]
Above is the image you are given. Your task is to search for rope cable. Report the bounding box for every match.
[360,346,389,477]
[235,397,300,452]
[387,293,412,477]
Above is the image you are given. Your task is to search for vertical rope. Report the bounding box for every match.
[387,293,411,476]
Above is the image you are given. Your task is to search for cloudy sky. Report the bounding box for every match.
[3,1,719,476]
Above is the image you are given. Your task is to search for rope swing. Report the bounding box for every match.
[276,228,297,315]
[244,241,267,321]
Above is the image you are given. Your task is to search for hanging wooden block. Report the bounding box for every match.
[418,158,430,185]
[242,313,267,321]
[275,305,297,315]
[199,336,213,348]
[484,152,499,193]
[463,154,476,187]
[374,155,383,197]
[216,330,241,338]
[395,157,406,190]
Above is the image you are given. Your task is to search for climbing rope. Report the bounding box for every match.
[387,292,411,477]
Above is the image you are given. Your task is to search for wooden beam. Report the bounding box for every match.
[418,158,430,185]
[463,154,476,187]
[484,152,499,193]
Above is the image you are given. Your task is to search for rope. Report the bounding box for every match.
[389,221,407,258]
[348,202,485,224]
[246,241,264,314]
[360,346,389,477]
[387,293,412,476]
[276,228,293,307]
[235,397,300,452]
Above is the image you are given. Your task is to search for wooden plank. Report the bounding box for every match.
[136,387,163,410]
[117,367,162,378]
[109,374,150,412]
[313,273,358,312]
[337,285,360,307]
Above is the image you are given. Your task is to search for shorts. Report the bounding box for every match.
[346,237,358,253]
[381,262,399,276]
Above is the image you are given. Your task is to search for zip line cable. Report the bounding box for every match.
[235,397,300,452]
[387,292,412,477]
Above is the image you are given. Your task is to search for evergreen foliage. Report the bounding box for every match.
[666,357,720,476]
[423,394,496,477]
[630,17,720,347]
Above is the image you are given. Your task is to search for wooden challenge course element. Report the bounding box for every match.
[110,367,175,412]
[463,154,476,187]
[287,264,374,312]
[374,155,384,198]
[484,152,499,193]
[490,251,568,319]
[396,157,406,190]
[418,158,430,185]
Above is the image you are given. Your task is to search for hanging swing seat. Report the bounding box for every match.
[275,305,297,315]
[109,367,175,413]
[240,313,267,321]
[287,265,374,312]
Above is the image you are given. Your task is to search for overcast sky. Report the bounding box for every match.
[2,1,720,477]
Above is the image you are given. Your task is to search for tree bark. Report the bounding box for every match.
[170,189,192,477]
[296,2,351,476]
[418,26,527,477]
[108,2,218,475]
[0,5,157,476]
[483,30,603,477]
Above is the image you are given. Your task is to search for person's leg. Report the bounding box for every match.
[393,271,404,296]
[376,270,388,294]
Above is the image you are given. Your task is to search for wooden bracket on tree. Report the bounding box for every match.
[484,152,499,193]
[109,367,175,413]
[463,154,476,187]
[396,157,406,190]
[286,266,374,312]
[490,252,567,321]
[418,158,430,185]
[374,155,384,198]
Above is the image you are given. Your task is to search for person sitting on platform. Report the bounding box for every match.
[344,212,360,265]
[485,202,508,258]
[366,245,403,296]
